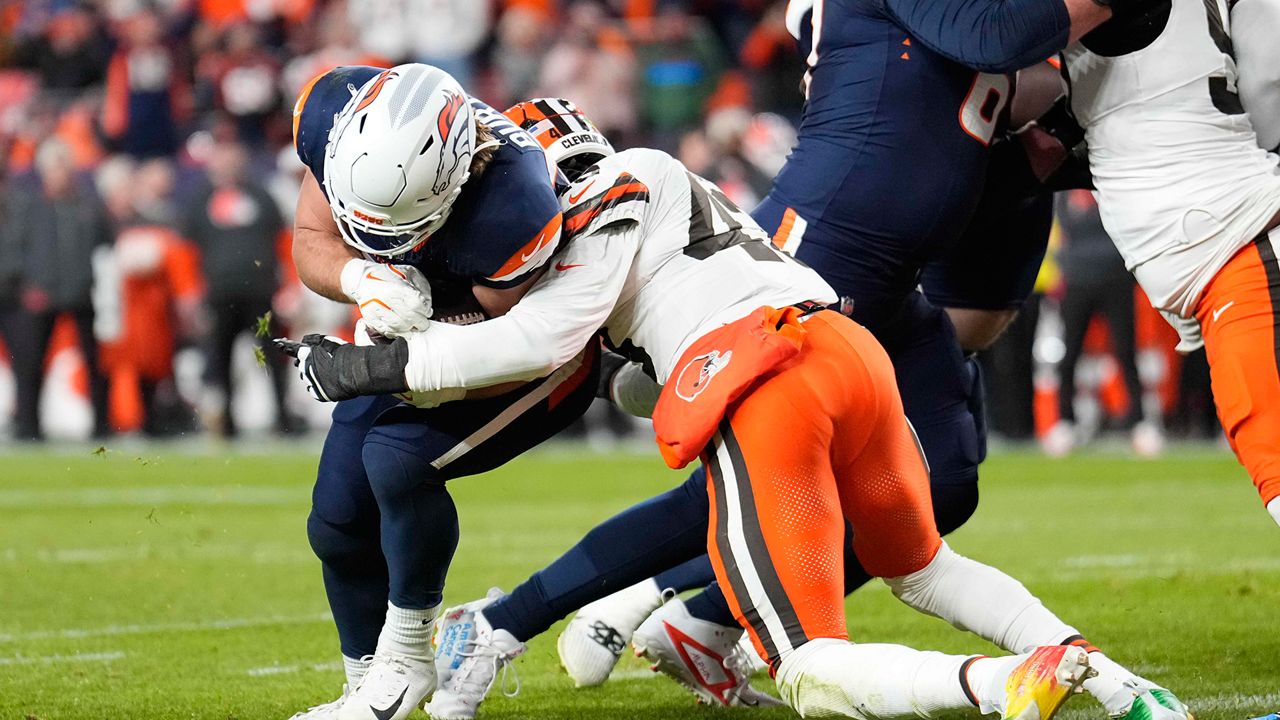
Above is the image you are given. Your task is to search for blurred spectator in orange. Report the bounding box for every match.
[347,0,492,83]
[96,157,205,436]
[2,138,113,440]
[182,139,298,437]
[538,1,637,140]
[8,4,110,99]
[738,1,805,118]
[101,8,193,158]
[196,22,282,147]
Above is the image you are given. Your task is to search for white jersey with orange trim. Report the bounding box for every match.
[402,148,836,392]
[1062,0,1280,318]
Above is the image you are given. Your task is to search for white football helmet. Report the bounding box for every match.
[323,64,491,257]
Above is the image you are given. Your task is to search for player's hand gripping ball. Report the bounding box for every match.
[340,259,434,337]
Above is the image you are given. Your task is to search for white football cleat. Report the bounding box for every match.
[288,685,350,719]
[631,598,783,708]
[426,590,526,720]
[557,578,666,687]
[337,654,435,720]
[1109,677,1193,720]
[734,631,768,675]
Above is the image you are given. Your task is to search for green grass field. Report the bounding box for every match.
[0,445,1276,720]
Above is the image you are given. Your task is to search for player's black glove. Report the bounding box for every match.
[274,334,410,402]
[595,349,631,400]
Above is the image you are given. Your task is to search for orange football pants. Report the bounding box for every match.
[1194,232,1280,507]
[702,310,942,669]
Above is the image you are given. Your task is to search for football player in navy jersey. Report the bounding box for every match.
[284,65,604,720]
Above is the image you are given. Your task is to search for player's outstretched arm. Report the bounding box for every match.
[882,0,1116,74]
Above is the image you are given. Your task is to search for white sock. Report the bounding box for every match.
[885,543,1079,653]
[1082,651,1141,715]
[1268,496,1280,527]
[965,654,1025,715]
[776,639,974,719]
[344,654,371,687]
[375,602,439,660]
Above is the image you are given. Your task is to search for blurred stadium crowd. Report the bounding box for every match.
[0,0,1220,450]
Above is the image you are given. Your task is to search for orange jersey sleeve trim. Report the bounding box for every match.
[489,213,564,281]
[292,71,327,150]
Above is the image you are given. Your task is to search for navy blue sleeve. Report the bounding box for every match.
[880,0,1071,73]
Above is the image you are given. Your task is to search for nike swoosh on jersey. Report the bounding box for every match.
[521,236,552,262]
[555,261,584,271]
[1212,300,1235,322]
[568,182,597,204]
[371,686,409,720]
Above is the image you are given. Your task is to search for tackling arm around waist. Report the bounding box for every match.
[403,224,637,393]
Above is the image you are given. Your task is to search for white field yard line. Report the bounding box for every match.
[0,612,333,643]
[246,660,343,677]
[0,543,314,565]
[1019,553,1280,582]
[0,650,125,666]
[1185,693,1280,714]
[0,485,302,508]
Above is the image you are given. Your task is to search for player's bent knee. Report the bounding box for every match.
[361,440,443,502]
[307,510,380,572]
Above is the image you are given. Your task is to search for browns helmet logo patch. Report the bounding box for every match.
[674,350,733,402]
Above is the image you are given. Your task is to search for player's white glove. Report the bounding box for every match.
[340,258,434,337]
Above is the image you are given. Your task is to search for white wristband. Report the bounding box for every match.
[339,258,368,303]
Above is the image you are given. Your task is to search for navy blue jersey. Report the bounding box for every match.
[293,66,562,289]
[770,1,1014,269]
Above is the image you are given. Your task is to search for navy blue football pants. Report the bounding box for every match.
[307,353,597,659]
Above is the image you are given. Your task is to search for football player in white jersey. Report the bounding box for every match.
[282,101,1183,720]
[1061,0,1280,526]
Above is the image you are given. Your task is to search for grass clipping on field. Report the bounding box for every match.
[254,311,272,367]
